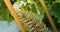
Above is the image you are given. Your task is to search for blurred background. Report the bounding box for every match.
[0,0,60,32]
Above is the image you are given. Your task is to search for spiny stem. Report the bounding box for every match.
[4,0,25,32]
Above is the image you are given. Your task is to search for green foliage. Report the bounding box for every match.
[0,0,60,25]
[0,0,14,23]
[56,0,60,3]
[35,11,44,21]
[0,0,60,32]
[50,3,60,23]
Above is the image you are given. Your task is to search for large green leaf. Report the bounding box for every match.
[50,3,60,23]
[0,0,14,23]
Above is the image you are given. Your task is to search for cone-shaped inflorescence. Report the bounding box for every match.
[17,10,48,32]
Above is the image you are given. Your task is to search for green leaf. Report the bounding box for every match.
[57,18,60,23]
[29,4,37,13]
[0,0,7,20]
[35,10,45,21]
[56,0,60,3]
[50,3,60,23]
[27,0,34,4]
[0,0,14,23]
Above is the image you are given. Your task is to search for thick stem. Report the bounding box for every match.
[39,0,57,32]
[4,0,25,32]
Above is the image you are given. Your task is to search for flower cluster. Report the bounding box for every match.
[13,1,26,13]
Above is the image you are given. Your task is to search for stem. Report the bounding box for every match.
[39,0,57,32]
[4,0,25,32]
[34,2,41,14]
